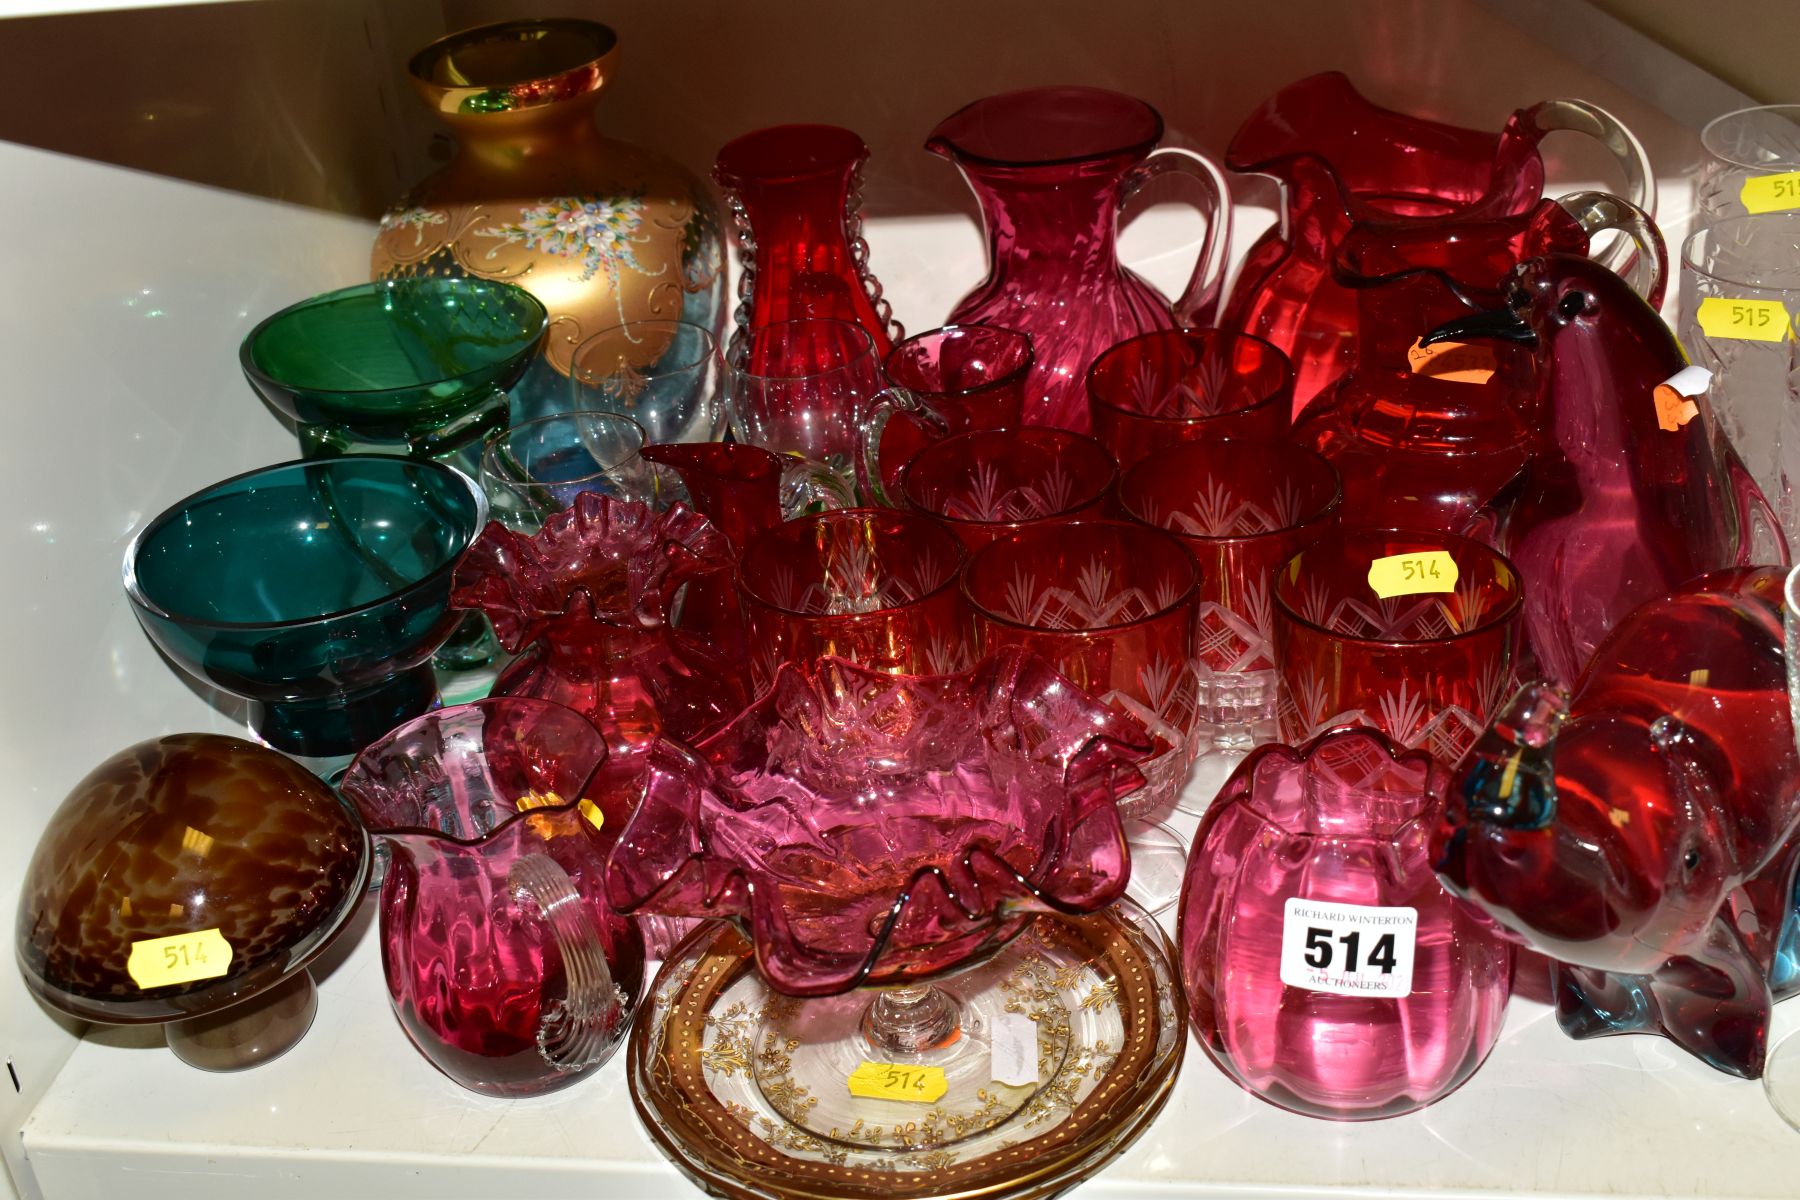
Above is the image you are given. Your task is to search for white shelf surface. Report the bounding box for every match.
[1,17,1771,1192]
[26,784,1800,1200]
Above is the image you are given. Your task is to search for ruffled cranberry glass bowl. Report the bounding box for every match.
[609,648,1157,1155]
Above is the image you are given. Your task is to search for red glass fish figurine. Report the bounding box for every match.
[1434,568,1800,1078]
[1422,246,1783,685]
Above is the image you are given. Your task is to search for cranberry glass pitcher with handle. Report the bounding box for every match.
[929,86,1233,433]
[1223,72,1655,419]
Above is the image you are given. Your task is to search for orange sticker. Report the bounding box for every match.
[1653,385,1699,432]
[1406,338,1497,385]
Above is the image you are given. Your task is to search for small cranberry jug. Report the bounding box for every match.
[1179,727,1512,1119]
[1222,72,1655,419]
[930,86,1233,434]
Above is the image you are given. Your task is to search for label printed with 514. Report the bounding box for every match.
[1278,898,1418,998]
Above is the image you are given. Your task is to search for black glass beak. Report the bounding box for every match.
[1420,307,1536,348]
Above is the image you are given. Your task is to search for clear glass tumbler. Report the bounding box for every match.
[1698,105,1800,224]
[1679,214,1800,547]
[569,320,724,445]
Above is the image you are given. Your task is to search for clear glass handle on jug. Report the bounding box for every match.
[1120,146,1236,328]
[1527,100,1657,277]
[1556,190,1667,306]
[858,385,952,507]
[507,853,628,1075]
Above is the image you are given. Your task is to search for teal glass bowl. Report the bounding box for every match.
[240,278,548,462]
[124,457,489,757]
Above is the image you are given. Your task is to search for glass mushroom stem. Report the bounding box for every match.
[163,970,320,1072]
[862,983,961,1055]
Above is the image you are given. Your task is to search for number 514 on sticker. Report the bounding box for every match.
[1279,898,1418,998]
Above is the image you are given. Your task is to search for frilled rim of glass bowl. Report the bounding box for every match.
[1208,723,1453,844]
[122,456,488,633]
[238,278,548,401]
[451,493,730,650]
[604,648,1156,996]
[338,696,612,846]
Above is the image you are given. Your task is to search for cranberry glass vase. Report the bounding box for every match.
[1273,528,1523,767]
[451,493,748,774]
[1118,437,1340,753]
[930,86,1233,433]
[714,124,900,354]
[1179,726,1512,1119]
[1085,329,1292,468]
[1222,72,1655,418]
[899,427,1116,550]
[339,698,644,1097]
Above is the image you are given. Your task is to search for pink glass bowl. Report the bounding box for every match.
[1178,726,1512,1119]
[1086,329,1292,468]
[340,697,644,1098]
[736,507,972,690]
[962,519,1200,813]
[1118,437,1341,750]
[451,493,748,769]
[1274,527,1523,766]
[604,650,1152,995]
[899,427,1117,550]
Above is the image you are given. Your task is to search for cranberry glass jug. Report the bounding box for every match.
[930,86,1233,433]
[340,699,644,1097]
[1299,192,1665,537]
[1223,72,1655,419]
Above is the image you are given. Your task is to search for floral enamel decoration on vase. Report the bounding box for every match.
[372,19,726,407]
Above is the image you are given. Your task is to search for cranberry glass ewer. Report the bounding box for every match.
[930,85,1233,432]
[451,493,748,772]
[714,124,900,353]
[341,698,644,1097]
[1180,727,1512,1119]
[1297,193,1663,538]
[1223,72,1655,417]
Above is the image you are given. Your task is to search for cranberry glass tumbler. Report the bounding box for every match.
[1178,727,1512,1119]
[1119,438,1340,753]
[1086,329,1292,468]
[737,508,971,690]
[876,324,1033,482]
[964,519,1200,814]
[900,428,1116,550]
[1274,529,1523,765]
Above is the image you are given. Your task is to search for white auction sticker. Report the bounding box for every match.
[1279,898,1418,998]
[990,1011,1039,1087]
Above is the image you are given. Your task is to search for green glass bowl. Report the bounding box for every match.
[124,456,488,757]
[240,278,548,459]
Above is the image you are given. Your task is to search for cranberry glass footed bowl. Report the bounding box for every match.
[606,649,1153,995]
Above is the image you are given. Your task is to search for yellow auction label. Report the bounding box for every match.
[1741,171,1800,214]
[847,1061,949,1104]
[127,928,232,989]
[1695,296,1792,343]
[1368,550,1459,599]
[516,789,606,834]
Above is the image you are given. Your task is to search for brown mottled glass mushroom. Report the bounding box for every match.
[15,734,369,1069]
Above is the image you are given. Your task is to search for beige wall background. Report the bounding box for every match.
[1591,0,1798,104]
[0,0,1707,224]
